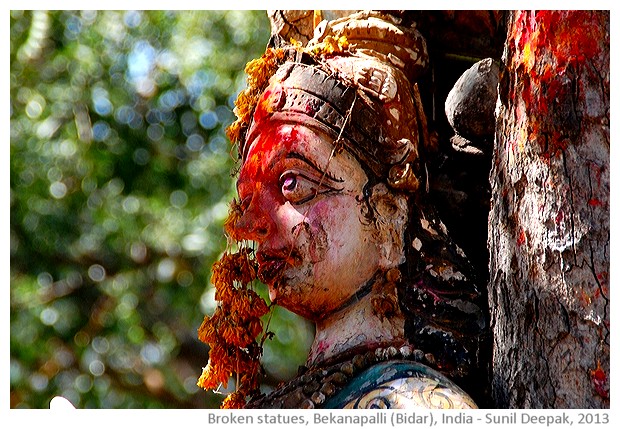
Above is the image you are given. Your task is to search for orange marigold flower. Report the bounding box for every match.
[229,289,266,318]
[223,199,244,241]
[226,120,242,145]
[311,35,350,56]
[236,349,261,379]
[197,361,229,391]
[245,48,284,89]
[226,47,285,146]
[221,391,246,409]
[214,281,235,303]
[218,313,238,342]
[211,257,234,288]
[197,313,219,345]
[197,364,215,390]
[219,310,262,348]
[244,289,270,318]
[231,251,257,285]
[218,318,237,345]
[233,89,254,121]
[226,326,254,348]
[248,317,263,339]
[212,249,257,287]
[197,233,273,407]
[239,371,261,393]
[228,292,250,316]
[201,344,236,388]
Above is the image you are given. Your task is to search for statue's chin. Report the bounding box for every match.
[267,284,279,303]
[267,283,320,321]
[267,280,295,311]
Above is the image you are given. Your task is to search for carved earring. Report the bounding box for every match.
[371,267,402,321]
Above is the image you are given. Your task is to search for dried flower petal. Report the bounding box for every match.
[227,47,286,146]
[197,313,218,345]
[311,35,350,56]
[224,199,244,241]
[221,391,247,409]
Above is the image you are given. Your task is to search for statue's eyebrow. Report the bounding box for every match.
[286,152,344,183]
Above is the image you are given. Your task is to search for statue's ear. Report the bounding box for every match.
[367,183,408,269]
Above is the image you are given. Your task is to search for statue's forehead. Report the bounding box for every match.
[238,121,367,193]
[245,122,336,163]
[244,123,305,165]
[238,124,318,186]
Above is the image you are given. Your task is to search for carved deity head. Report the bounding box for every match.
[213,12,488,398]
[229,12,429,320]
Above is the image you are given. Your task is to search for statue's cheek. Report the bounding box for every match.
[305,199,342,264]
[308,221,329,263]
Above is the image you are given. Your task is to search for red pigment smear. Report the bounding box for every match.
[252,86,278,127]
[242,119,299,183]
[590,361,609,399]
[590,162,605,188]
[510,11,604,157]
[236,121,303,233]
[536,11,603,69]
[597,271,608,282]
[588,198,605,207]
[234,124,304,242]
[518,11,603,76]
[516,229,526,246]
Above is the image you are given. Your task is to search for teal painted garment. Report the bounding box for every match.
[323,360,477,409]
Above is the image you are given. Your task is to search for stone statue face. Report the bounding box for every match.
[235,121,405,321]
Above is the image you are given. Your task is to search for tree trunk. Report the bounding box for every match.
[489,11,609,408]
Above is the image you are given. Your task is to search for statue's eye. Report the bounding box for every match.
[279,172,318,205]
[281,175,297,192]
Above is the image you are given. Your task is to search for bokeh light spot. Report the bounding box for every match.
[199,110,218,130]
[88,360,105,376]
[133,147,150,165]
[25,98,44,118]
[87,264,106,282]
[169,190,188,208]
[40,307,59,326]
[156,258,175,282]
[49,181,67,199]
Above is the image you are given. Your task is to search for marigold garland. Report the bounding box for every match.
[204,47,285,404]
[226,47,286,147]
[197,207,270,408]
[202,33,351,409]
[310,35,349,56]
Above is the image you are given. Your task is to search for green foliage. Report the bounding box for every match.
[10,10,313,409]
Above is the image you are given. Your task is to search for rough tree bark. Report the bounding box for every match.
[489,11,610,408]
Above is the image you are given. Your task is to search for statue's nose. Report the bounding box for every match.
[233,198,272,242]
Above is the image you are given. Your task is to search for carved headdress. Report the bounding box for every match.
[229,11,431,193]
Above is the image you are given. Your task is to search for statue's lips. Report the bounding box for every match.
[257,248,300,284]
[257,258,287,285]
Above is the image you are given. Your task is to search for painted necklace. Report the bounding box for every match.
[244,345,477,409]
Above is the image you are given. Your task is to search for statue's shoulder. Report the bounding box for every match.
[323,360,477,409]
